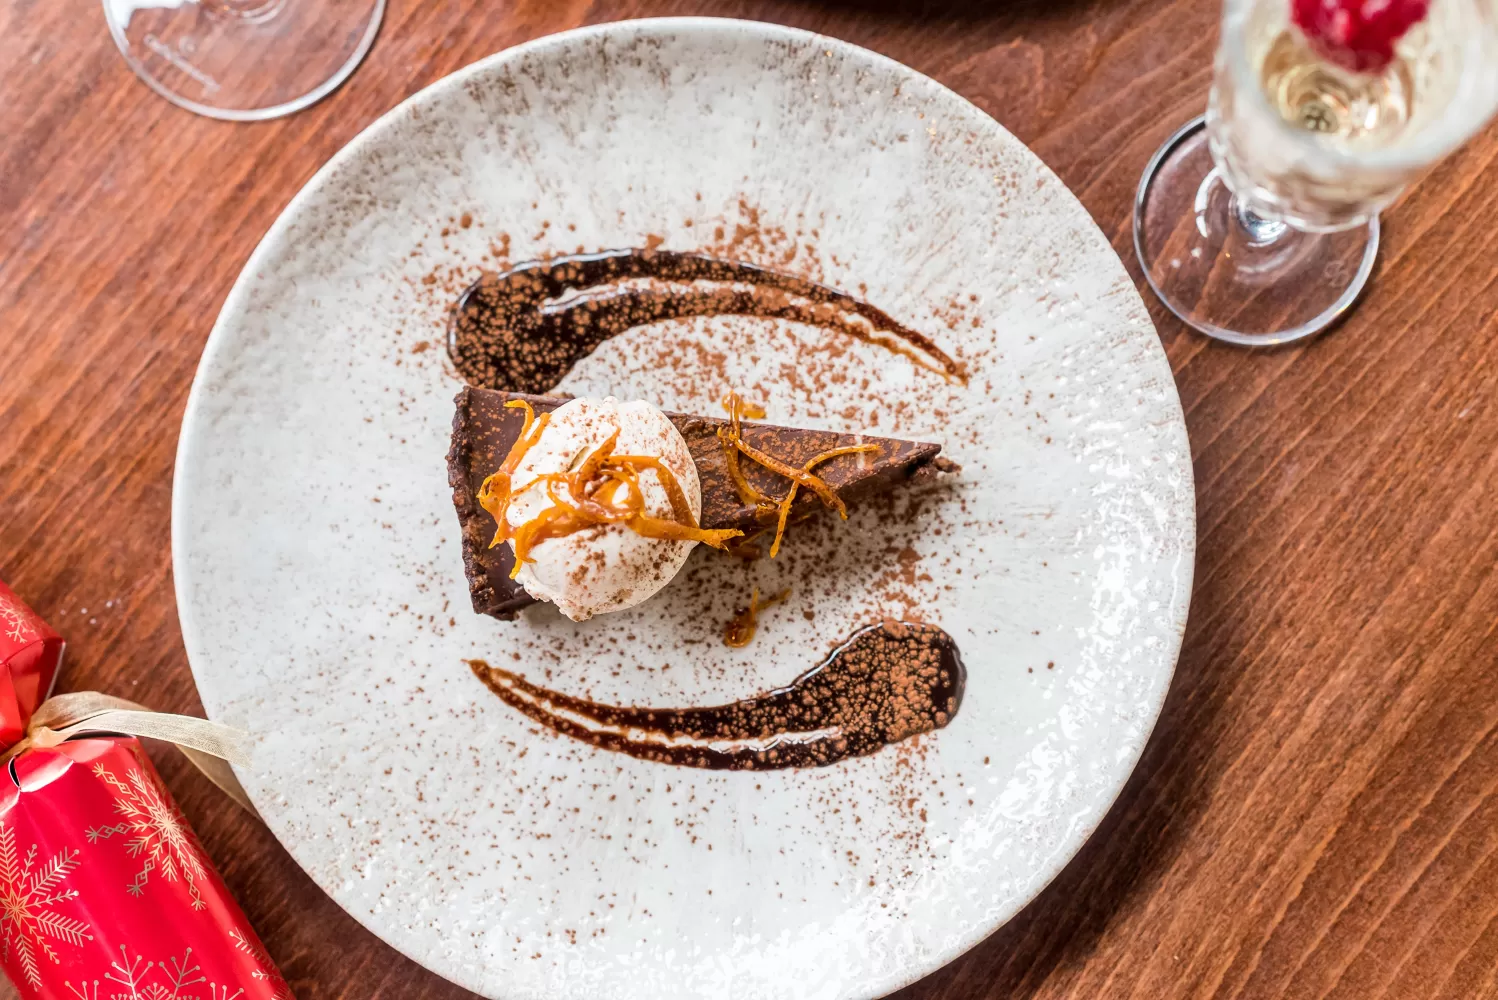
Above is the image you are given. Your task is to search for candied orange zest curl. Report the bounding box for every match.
[766,444,881,557]
[627,515,743,548]
[770,484,799,559]
[477,401,551,549]
[717,392,813,516]
[718,392,773,508]
[509,506,571,577]
[573,429,621,487]
[716,389,885,557]
[613,455,698,525]
[733,439,845,515]
[719,434,774,509]
[806,444,885,465]
[502,419,743,575]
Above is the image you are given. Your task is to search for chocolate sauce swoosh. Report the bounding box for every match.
[467,621,964,770]
[448,248,965,394]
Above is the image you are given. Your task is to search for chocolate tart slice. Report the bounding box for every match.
[448,387,953,619]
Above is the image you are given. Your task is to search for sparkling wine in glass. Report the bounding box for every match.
[1134,0,1498,346]
[104,0,384,121]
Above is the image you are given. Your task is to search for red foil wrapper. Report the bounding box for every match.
[0,583,292,1000]
[0,583,64,749]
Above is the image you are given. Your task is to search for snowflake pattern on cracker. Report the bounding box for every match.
[66,945,246,1000]
[0,593,41,646]
[0,822,93,990]
[86,764,211,911]
[229,930,291,1000]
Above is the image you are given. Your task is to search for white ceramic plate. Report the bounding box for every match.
[174,18,1194,1000]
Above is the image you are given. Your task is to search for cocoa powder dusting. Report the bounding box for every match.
[466,621,964,770]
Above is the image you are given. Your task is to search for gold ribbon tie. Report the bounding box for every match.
[2,691,260,819]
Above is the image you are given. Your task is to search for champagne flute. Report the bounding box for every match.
[104,0,384,121]
[1134,0,1498,346]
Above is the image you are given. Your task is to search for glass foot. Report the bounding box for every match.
[104,0,384,121]
[1133,116,1379,347]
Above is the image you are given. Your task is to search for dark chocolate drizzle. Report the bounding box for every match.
[467,621,964,770]
[448,248,964,394]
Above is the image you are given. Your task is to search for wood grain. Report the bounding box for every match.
[2,1,1495,997]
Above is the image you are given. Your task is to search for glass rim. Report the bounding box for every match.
[1220,0,1498,174]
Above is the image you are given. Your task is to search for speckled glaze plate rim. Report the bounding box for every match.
[173,16,1195,998]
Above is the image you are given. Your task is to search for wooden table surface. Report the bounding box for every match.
[3,0,1496,997]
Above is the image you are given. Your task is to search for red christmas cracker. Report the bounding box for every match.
[0,582,64,748]
[0,581,291,1000]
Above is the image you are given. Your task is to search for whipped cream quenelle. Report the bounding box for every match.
[505,396,704,621]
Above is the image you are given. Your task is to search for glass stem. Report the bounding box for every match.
[1233,198,1290,246]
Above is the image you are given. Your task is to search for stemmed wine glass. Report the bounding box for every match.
[103,0,384,121]
[1134,0,1498,346]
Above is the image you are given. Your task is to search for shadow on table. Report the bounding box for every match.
[889,611,1224,999]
